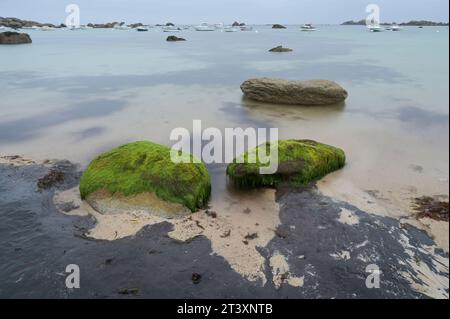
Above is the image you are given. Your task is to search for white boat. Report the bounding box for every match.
[301,24,317,31]
[40,26,56,31]
[113,24,131,30]
[162,26,181,32]
[223,26,239,32]
[391,24,402,31]
[240,26,253,31]
[194,23,215,31]
[368,25,383,32]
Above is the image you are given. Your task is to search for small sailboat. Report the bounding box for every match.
[300,24,317,31]
[194,23,215,31]
[391,24,402,31]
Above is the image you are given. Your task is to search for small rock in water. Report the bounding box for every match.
[269,45,293,52]
[0,31,32,44]
[272,24,287,29]
[166,35,186,42]
[240,78,348,105]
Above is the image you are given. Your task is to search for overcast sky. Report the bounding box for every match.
[1,0,448,24]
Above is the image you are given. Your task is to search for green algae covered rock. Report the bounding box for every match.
[79,141,211,214]
[226,140,345,188]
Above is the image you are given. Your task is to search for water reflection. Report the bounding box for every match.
[239,98,347,122]
[0,99,126,143]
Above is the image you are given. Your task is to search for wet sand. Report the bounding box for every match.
[1,157,447,298]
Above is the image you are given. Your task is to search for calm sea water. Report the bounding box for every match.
[0,25,449,205]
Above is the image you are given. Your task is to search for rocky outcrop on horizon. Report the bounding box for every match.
[232,21,246,27]
[0,17,57,29]
[342,19,449,26]
[341,19,366,26]
[87,21,124,28]
[400,20,448,26]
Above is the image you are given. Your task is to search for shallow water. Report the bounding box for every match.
[0,25,449,213]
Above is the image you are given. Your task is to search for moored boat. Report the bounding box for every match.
[194,23,215,31]
[368,25,383,32]
[301,24,317,31]
[113,24,131,30]
[40,26,56,31]
[240,26,253,31]
[224,26,239,32]
[162,26,181,32]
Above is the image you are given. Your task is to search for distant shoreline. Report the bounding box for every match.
[1,17,449,29]
[341,19,449,26]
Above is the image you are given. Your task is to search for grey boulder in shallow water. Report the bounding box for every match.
[166,35,186,42]
[269,45,293,52]
[240,78,348,105]
[0,32,32,44]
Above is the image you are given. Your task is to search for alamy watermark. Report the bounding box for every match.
[365,264,381,289]
[65,4,80,28]
[65,264,80,289]
[170,120,279,174]
[366,4,381,27]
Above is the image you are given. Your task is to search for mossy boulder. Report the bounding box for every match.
[227,140,345,188]
[79,141,211,215]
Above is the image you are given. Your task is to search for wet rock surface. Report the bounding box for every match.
[0,32,32,44]
[241,78,348,105]
[0,160,448,298]
[166,35,186,42]
[269,46,293,52]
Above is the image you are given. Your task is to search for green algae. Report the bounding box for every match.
[79,141,211,212]
[226,139,346,188]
